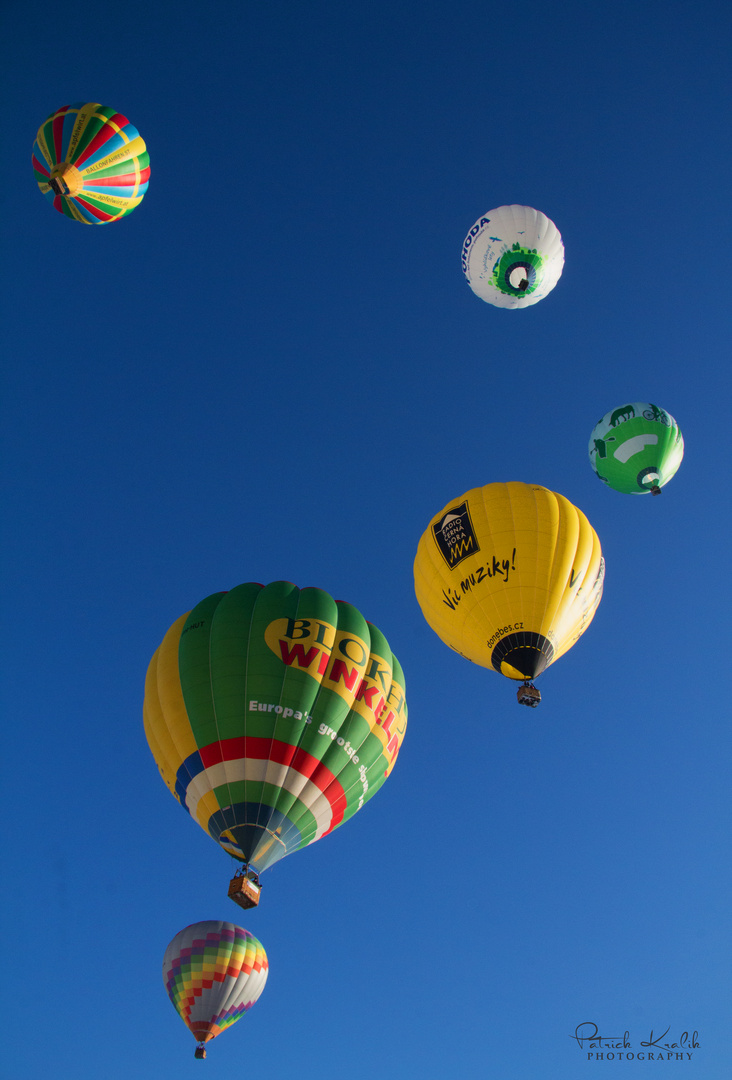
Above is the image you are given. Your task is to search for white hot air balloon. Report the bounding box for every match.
[461,204,564,309]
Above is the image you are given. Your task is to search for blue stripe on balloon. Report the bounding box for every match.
[83,183,142,197]
[83,129,131,169]
[69,198,101,223]
[33,140,51,170]
[61,108,81,162]
[175,749,204,807]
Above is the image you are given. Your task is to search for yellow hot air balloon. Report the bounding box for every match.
[414,482,604,706]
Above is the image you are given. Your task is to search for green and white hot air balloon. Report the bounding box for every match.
[589,402,684,495]
[461,204,564,309]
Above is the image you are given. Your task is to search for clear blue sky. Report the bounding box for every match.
[1,2,730,1077]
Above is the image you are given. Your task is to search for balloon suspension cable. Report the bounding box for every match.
[517,681,541,707]
[236,861,260,885]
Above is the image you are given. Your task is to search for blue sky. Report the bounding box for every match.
[1,2,730,1077]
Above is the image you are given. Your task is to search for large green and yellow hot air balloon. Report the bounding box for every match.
[144,581,407,901]
[32,102,150,223]
[163,921,268,1060]
[414,482,604,706]
[589,402,684,495]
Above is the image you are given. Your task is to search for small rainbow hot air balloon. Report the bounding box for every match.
[32,102,150,223]
[163,921,268,1059]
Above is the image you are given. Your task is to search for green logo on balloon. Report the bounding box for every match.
[492,244,544,297]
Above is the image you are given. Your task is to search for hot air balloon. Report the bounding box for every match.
[589,402,684,495]
[32,102,150,223]
[461,204,564,308]
[163,921,268,1059]
[144,581,407,906]
[414,482,604,706]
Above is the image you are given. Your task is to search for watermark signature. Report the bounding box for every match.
[570,1022,700,1061]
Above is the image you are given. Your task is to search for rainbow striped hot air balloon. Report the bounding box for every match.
[32,102,150,223]
[163,921,268,1059]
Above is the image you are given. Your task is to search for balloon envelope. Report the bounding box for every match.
[461,204,564,308]
[163,921,268,1052]
[32,102,150,223]
[414,482,604,682]
[144,581,407,873]
[589,402,684,494]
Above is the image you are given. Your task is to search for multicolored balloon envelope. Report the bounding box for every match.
[163,921,268,1058]
[589,402,684,495]
[144,581,407,875]
[461,205,564,308]
[32,102,150,223]
[414,482,604,702]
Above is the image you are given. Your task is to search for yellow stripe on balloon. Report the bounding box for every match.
[144,612,199,786]
[35,126,52,168]
[65,105,94,163]
[193,789,223,832]
[64,199,89,224]
[82,135,147,174]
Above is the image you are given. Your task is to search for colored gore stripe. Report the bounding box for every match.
[177,736,347,826]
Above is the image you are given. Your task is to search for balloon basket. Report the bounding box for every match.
[517,682,541,707]
[48,163,83,198]
[228,869,261,910]
[194,1045,207,1060]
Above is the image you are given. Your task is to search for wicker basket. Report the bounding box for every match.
[228,873,261,910]
[517,683,541,707]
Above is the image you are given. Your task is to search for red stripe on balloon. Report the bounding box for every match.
[199,737,347,828]
[87,166,150,187]
[32,154,50,177]
[52,106,69,164]
[74,195,115,221]
[74,111,129,167]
